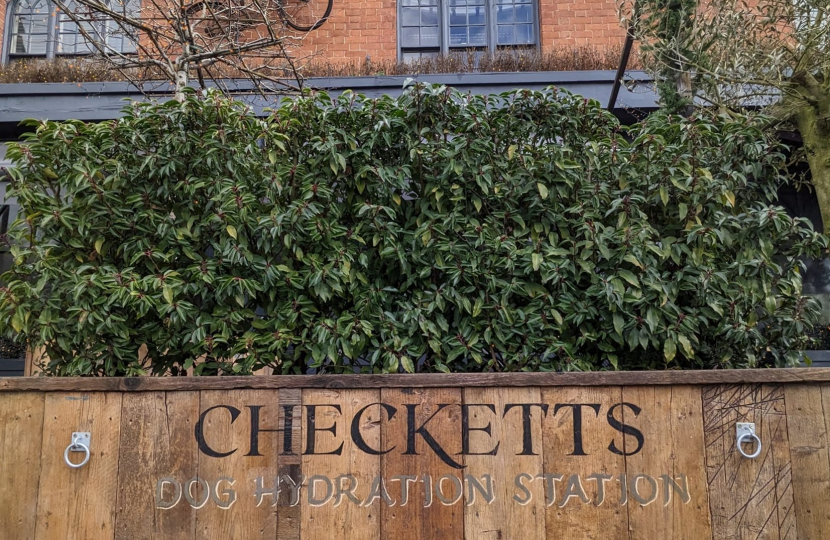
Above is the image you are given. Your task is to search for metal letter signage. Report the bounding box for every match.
[155,398,665,510]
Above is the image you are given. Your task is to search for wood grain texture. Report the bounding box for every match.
[4,369,830,392]
[196,390,280,540]
[380,388,463,540]
[300,389,381,540]
[703,385,796,540]
[463,387,546,540]
[623,386,711,540]
[0,392,45,540]
[784,385,830,540]
[8,378,830,540]
[277,388,302,540]
[34,392,123,540]
[114,392,199,540]
[541,386,627,540]
[23,347,44,377]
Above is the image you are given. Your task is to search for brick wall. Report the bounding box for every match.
[0,0,7,61]
[0,0,625,66]
[539,0,626,48]
[293,0,398,63]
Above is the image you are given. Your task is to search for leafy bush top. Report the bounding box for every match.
[1,86,825,375]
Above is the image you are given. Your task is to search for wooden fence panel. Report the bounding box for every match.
[703,385,796,540]
[196,390,280,540]
[541,386,628,540]
[784,385,830,540]
[300,389,381,540]
[623,386,712,540]
[277,388,303,540]
[463,387,546,540]
[34,392,122,540]
[115,392,199,540]
[380,388,464,540]
[0,392,45,540]
[0,373,828,540]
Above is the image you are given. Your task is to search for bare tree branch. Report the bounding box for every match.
[51,0,314,99]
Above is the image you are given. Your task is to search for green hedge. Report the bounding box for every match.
[1,86,825,375]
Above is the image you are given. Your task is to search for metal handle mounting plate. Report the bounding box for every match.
[70,432,90,448]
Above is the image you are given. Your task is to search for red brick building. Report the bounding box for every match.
[0,0,625,65]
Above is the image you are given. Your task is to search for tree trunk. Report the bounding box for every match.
[795,104,830,235]
[175,48,189,102]
[175,69,188,102]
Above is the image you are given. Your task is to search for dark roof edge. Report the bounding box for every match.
[0,70,653,97]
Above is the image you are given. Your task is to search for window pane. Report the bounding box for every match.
[401,7,420,26]
[495,0,537,46]
[420,26,440,46]
[468,25,486,45]
[515,4,532,22]
[449,26,467,45]
[401,26,421,47]
[27,16,48,35]
[420,5,438,25]
[402,50,439,62]
[497,25,514,44]
[468,5,485,24]
[449,6,466,25]
[107,0,139,53]
[514,23,532,43]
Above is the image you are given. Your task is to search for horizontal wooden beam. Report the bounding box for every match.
[1,368,830,392]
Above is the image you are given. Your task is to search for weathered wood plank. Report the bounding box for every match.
[3,369,830,392]
[463,387,546,540]
[784,385,830,540]
[300,389,381,540]
[114,392,199,540]
[277,388,302,540]
[0,392,45,540]
[196,390,280,540]
[34,392,123,540]
[380,388,463,540]
[624,386,711,540]
[703,385,796,540]
[541,386,627,540]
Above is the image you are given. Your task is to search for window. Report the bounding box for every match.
[57,0,99,55]
[398,0,538,60]
[495,0,535,46]
[448,0,486,48]
[9,0,51,58]
[104,0,139,54]
[400,0,441,60]
[4,0,138,62]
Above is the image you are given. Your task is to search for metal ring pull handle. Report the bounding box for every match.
[736,423,762,459]
[64,432,91,469]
